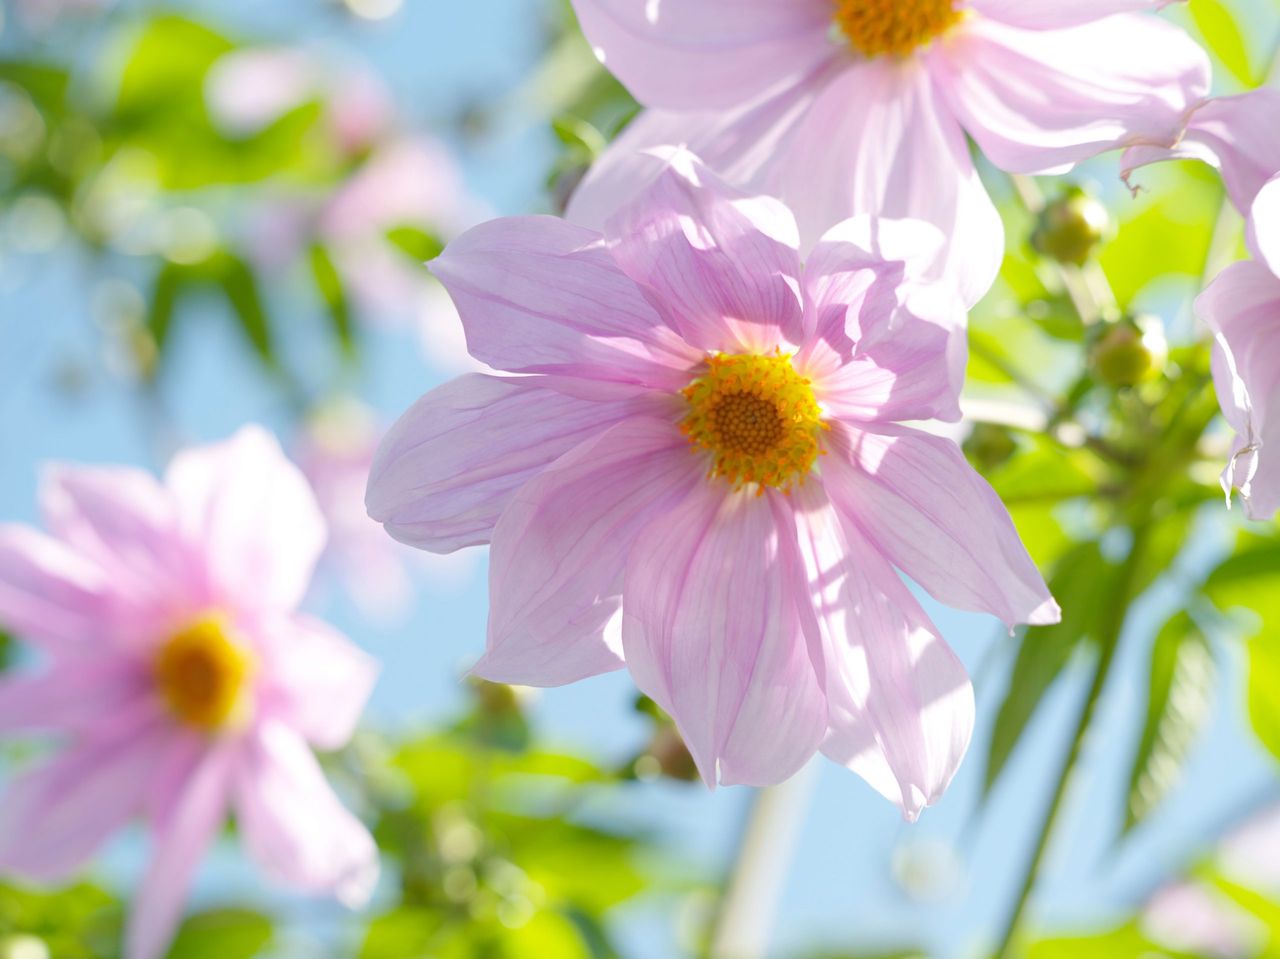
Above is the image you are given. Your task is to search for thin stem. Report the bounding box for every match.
[990,523,1151,959]
[708,766,818,959]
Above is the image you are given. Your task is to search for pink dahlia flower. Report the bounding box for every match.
[565,0,1211,306]
[367,155,1058,815]
[0,427,379,959]
[1126,89,1280,518]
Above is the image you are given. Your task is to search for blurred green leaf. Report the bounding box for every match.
[0,62,70,113]
[1247,635,1280,764]
[1189,0,1256,88]
[1205,534,1280,635]
[360,907,444,959]
[985,543,1118,794]
[166,909,271,959]
[146,251,277,374]
[1026,922,1181,959]
[0,881,121,959]
[1123,612,1214,833]
[309,244,357,359]
[386,226,445,264]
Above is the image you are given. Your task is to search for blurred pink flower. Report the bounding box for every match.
[205,47,394,156]
[565,0,1210,306]
[296,402,417,620]
[1128,89,1280,518]
[0,427,379,959]
[1142,882,1265,959]
[245,137,487,373]
[15,0,112,30]
[367,154,1057,814]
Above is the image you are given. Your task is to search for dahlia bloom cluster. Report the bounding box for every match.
[367,155,1058,815]
[1126,88,1280,518]
[0,428,378,959]
[566,0,1210,304]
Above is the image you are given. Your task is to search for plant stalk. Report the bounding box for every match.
[990,523,1151,959]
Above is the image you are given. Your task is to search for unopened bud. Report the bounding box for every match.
[1032,186,1110,266]
[964,423,1018,472]
[1091,315,1166,388]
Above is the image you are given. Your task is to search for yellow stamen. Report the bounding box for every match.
[833,0,964,58]
[681,352,827,492]
[154,615,254,731]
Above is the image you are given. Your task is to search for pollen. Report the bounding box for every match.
[833,0,964,58]
[681,352,827,491]
[154,614,254,731]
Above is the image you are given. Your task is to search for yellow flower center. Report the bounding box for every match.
[833,0,964,58]
[154,615,254,731]
[681,352,827,491]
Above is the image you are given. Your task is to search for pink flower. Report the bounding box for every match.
[1142,882,1265,959]
[366,155,1057,815]
[1126,89,1280,517]
[0,427,379,959]
[205,47,395,156]
[564,0,1210,306]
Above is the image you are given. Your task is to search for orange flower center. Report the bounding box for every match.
[154,615,254,731]
[681,352,827,491]
[833,0,964,58]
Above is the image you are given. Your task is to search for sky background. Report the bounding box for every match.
[2,0,1279,956]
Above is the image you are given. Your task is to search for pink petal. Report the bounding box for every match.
[1253,176,1280,277]
[935,14,1210,175]
[125,744,236,959]
[235,720,378,907]
[1122,89,1280,217]
[621,482,828,787]
[0,705,172,881]
[605,150,806,352]
[569,0,831,111]
[430,215,700,388]
[787,483,974,820]
[366,374,654,552]
[1196,261,1280,520]
[972,0,1186,28]
[0,524,116,656]
[0,658,148,734]
[570,61,1003,308]
[823,423,1059,628]
[165,426,326,614]
[255,614,378,750]
[41,465,194,626]
[479,416,700,687]
[799,216,966,424]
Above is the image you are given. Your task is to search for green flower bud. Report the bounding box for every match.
[1091,315,1166,388]
[1032,186,1110,266]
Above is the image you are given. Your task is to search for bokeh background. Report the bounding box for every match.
[3,0,1280,957]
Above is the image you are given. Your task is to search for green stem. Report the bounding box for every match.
[990,523,1151,959]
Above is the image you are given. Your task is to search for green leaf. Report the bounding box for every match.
[360,907,445,959]
[385,225,445,264]
[144,251,277,374]
[1204,535,1280,636]
[309,244,357,359]
[1123,612,1214,833]
[1188,0,1256,88]
[1026,922,1185,959]
[166,909,272,959]
[1247,635,1280,764]
[985,543,1117,794]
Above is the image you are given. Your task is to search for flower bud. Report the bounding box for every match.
[1032,186,1110,266]
[1090,315,1166,388]
[963,423,1018,472]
